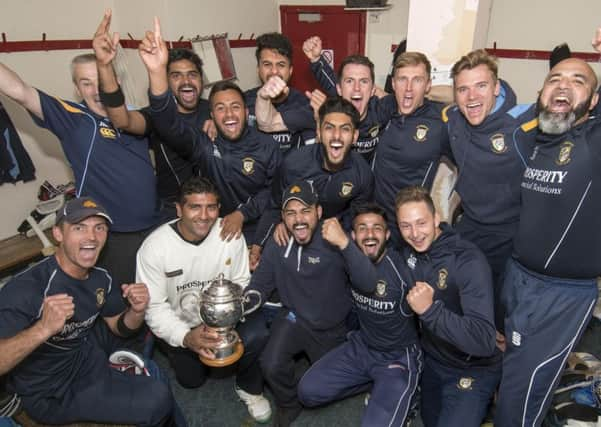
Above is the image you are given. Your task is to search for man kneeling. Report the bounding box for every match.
[137,177,271,423]
[0,197,173,426]
[297,203,421,426]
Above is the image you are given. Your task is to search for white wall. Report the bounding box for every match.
[487,0,601,104]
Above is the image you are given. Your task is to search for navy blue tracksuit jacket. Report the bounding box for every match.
[254,144,374,245]
[148,89,281,239]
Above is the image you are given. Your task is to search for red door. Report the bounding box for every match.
[280,5,367,94]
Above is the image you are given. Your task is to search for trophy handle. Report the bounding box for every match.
[241,290,262,320]
[179,289,202,322]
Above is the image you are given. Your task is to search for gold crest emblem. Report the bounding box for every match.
[368,125,380,138]
[83,200,97,208]
[490,133,507,153]
[242,157,255,175]
[457,377,474,390]
[556,141,574,166]
[225,257,231,266]
[339,182,354,198]
[376,280,387,297]
[437,268,448,290]
[414,125,429,142]
[289,185,301,194]
[99,127,117,139]
[95,288,105,307]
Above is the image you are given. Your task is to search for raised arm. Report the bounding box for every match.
[0,63,42,119]
[0,294,74,375]
[94,9,148,134]
[139,17,206,159]
[321,217,377,294]
[139,17,169,97]
[103,283,148,338]
[303,36,338,96]
[255,76,290,132]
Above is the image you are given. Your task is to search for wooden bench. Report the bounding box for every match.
[0,231,55,278]
[13,410,132,427]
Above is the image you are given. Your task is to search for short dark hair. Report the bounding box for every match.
[255,32,293,64]
[318,97,360,130]
[338,55,375,83]
[178,177,220,205]
[208,81,246,109]
[168,48,204,76]
[352,202,388,228]
[395,186,435,215]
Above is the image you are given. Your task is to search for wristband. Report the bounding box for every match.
[99,86,125,108]
[117,312,142,338]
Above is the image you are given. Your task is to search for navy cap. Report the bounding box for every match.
[55,197,113,225]
[282,181,319,209]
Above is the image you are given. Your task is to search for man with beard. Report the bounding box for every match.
[494,56,601,427]
[93,10,211,221]
[246,181,369,426]
[256,37,395,163]
[297,203,421,427]
[251,96,374,269]
[244,32,315,151]
[372,52,451,247]
[0,197,174,426]
[137,177,271,423]
[397,186,498,427]
[444,49,538,333]
[138,18,281,244]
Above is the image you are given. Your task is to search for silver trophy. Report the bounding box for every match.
[179,273,261,366]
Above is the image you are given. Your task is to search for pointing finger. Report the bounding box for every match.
[95,9,111,36]
[154,16,162,41]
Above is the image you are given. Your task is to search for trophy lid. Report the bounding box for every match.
[203,273,243,301]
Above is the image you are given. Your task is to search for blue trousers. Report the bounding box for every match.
[162,310,268,393]
[455,217,517,330]
[494,259,598,427]
[298,331,422,427]
[420,355,501,427]
[21,322,174,426]
[260,308,347,408]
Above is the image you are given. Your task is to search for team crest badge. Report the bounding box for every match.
[339,182,354,198]
[83,200,97,208]
[368,125,380,139]
[407,254,417,270]
[242,157,255,175]
[99,127,117,139]
[556,141,574,166]
[225,257,231,266]
[414,125,429,142]
[95,288,105,307]
[376,280,387,297]
[490,133,507,153]
[457,377,474,390]
[437,268,448,290]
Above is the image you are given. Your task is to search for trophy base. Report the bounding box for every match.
[199,341,244,367]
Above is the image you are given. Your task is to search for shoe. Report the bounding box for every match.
[274,404,302,427]
[235,386,272,423]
